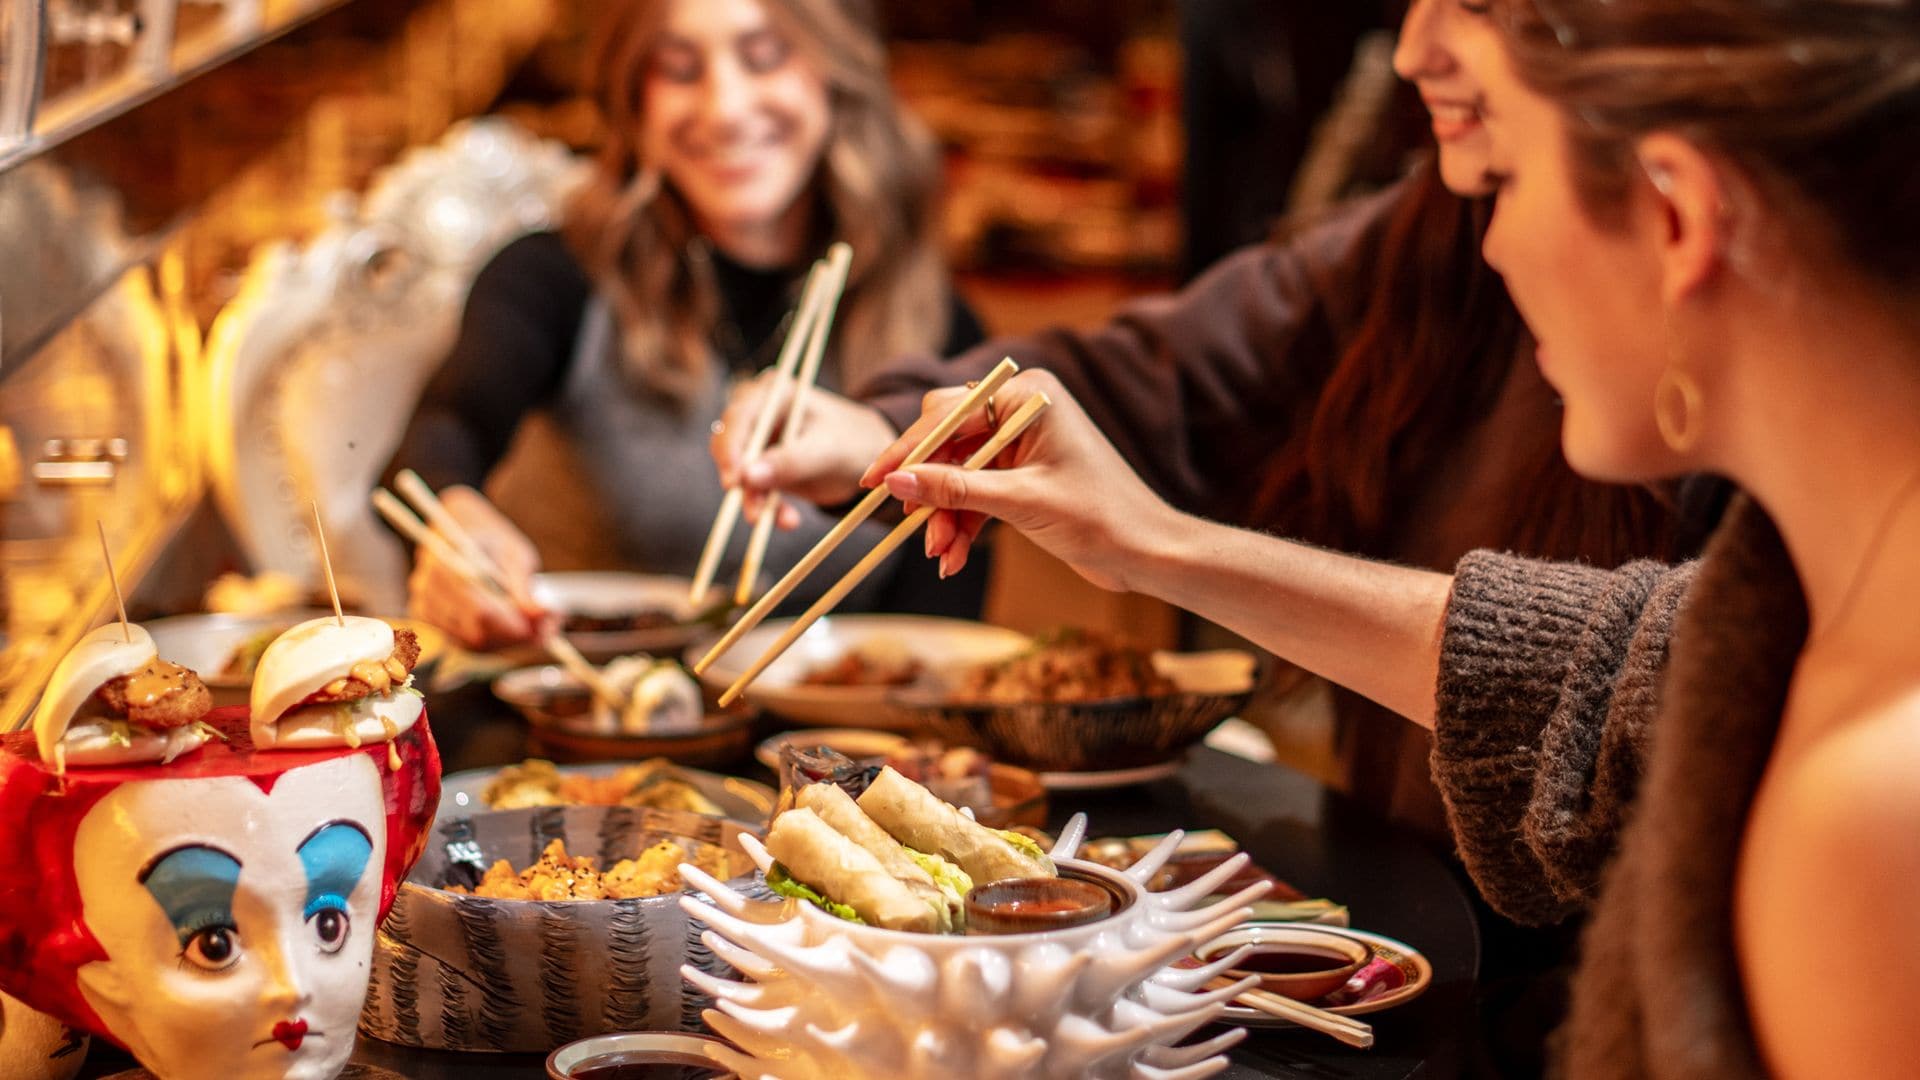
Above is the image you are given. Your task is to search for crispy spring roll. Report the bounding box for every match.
[764,807,944,933]
[798,782,971,924]
[858,767,1055,886]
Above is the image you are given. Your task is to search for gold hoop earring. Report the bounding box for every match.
[1654,365,1702,452]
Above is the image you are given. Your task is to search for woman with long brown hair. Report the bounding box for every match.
[864,0,1920,1072]
[388,0,984,648]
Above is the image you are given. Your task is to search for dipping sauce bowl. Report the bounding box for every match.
[1209,925,1371,1001]
[546,1032,736,1079]
[965,874,1115,934]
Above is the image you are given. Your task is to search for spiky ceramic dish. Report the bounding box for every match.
[677,816,1270,1080]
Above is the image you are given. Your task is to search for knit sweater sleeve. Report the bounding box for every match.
[1431,551,1700,925]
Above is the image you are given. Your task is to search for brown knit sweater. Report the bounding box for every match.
[1434,494,1807,1078]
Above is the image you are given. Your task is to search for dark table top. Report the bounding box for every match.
[81,688,1480,1080]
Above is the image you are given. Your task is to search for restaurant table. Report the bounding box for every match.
[79,692,1480,1080]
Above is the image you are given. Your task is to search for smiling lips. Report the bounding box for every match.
[270,1019,309,1051]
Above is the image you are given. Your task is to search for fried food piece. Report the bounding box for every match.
[297,628,420,706]
[447,837,727,901]
[92,660,213,730]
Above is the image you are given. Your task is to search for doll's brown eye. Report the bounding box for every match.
[310,906,350,954]
[184,925,242,971]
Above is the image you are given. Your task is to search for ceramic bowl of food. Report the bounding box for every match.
[892,632,1260,773]
[494,663,756,767]
[533,572,726,661]
[691,615,1030,729]
[440,759,775,823]
[363,804,759,1053]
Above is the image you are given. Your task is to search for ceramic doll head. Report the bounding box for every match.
[0,705,438,1080]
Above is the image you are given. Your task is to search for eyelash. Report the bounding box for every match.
[304,893,348,921]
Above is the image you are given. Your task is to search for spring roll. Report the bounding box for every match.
[798,783,971,925]
[765,807,944,933]
[858,767,1055,886]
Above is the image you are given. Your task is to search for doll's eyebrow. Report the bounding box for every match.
[139,845,242,943]
[297,821,373,911]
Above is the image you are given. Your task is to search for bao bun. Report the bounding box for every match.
[249,616,422,750]
[32,624,210,771]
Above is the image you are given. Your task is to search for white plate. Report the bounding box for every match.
[531,571,720,659]
[438,761,775,822]
[695,615,1030,729]
[754,728,910,772]
[1202,924,1432,1026]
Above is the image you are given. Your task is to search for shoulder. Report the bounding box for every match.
[1778,695,1920,845]
[467,231,591,318]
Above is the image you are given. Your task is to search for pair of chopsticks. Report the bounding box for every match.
[1204,975,1375,1049]
[690,242,854,609]
[372,470,624,708]
[694,358,1036,706]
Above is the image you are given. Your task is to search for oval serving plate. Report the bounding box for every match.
[1200,923,1432,1026]
[439,761,776,823]
[694,615,1031,730]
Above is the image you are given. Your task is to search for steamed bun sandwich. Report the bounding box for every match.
[249,615,423,751]
[764,767,1053,933]
[32,623,217,773]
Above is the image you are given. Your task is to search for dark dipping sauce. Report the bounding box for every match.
[568,1054,730,1080]
[1237,948,1355,975]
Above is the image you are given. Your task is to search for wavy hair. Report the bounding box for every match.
[565,0,951,404]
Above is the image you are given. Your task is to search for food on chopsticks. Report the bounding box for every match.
[31,624,219,773]
[448,838,729,901]
[481,758,725,815]
[800,641,924,688]
[765,767,1053,932]
[248,615,423,752]
[955,628,1175,704]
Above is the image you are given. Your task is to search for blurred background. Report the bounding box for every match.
[0,0,1419,761]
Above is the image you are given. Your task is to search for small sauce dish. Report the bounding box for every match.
[965,875,1114,934]
[1202,924,1372,1001]
[546,1031,736,1079]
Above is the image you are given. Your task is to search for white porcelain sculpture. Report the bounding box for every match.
[677,816,1270,1080]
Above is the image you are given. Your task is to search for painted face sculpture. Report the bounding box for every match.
[0,704,438,1080]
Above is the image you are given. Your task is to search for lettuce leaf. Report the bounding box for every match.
[903,848,974,900]
[766,863,865,924]
[996,829,1052,867]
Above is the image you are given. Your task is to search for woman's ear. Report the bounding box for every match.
[1637,132,1730,307]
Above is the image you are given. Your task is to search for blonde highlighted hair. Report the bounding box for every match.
[565,0,951,404]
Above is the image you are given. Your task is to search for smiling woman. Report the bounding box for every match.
[387,0,990,650]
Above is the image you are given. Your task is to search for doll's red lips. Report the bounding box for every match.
[269,1019,309,1051]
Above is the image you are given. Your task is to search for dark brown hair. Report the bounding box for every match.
[565,0,949,403]
[1498,0,1920,289]
[1253,156,1682,565]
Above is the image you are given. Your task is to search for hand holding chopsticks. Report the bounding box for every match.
[373,478,625,709]
[689,242,852,606]
[708,380,1047,706]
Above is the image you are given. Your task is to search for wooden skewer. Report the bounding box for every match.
[694,356,1020,676]
[689,249,842,605]
[719,392,1050,707]
[736,244,853,606]
[311,502,345,627]
[96,521,131,643]
[374,486,624,708]
[1203,976,1374,1049]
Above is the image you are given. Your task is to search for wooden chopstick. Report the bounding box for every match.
[374,486,624,708]
[1203,976,1374,1048]
[692,356,1021,677]
[736,244,852,605]
[689,245,848,605]
[717,391,1050,706]
[395,469,504,581]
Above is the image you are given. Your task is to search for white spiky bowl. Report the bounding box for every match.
[676,816,1271,1080]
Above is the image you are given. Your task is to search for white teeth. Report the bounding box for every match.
[1432,103,1479,124]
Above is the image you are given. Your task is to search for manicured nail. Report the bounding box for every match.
[744,461,773,488]
[924,528,934,558]
[885,472,920,501]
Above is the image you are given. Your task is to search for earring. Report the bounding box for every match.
[1655,307,1703,453]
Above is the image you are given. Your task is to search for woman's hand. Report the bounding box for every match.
[870,370,1180,592]
[711,372,899,528]
[405,486,547,649]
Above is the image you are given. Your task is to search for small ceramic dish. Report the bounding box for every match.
[1209,924,1369,1001]
[495,665,756,767]
[545,1031,737,1079]
[532,572,725,661]
[1194,923,1432,1025]
[964,873,1117,934]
